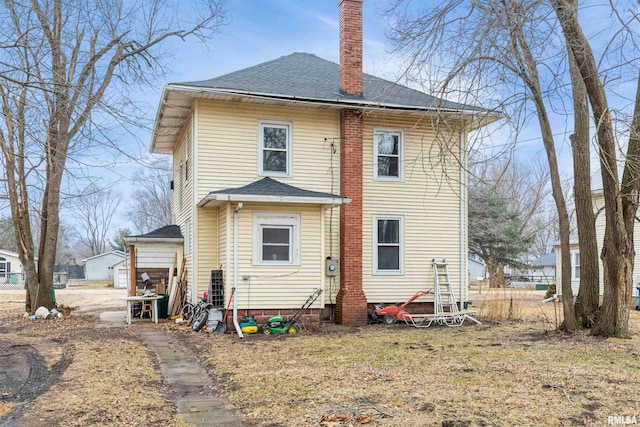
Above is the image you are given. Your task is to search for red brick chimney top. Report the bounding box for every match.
[339,0,363,97]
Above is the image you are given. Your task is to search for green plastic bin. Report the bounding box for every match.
[157,294,169,319]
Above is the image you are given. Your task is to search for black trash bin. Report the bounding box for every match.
[157,294,169,319]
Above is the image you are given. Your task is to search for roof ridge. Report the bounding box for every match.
[173,53,323,87]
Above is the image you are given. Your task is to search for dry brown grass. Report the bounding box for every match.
[170,293,640,427]
[471,288,562,325]
[2,288,640,427]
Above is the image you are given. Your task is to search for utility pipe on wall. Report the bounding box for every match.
[233,203,244,338]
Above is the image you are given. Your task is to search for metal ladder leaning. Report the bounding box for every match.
[432,259,459,315]
[431,259,482,326]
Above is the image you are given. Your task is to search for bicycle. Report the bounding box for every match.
[182,297,213,331]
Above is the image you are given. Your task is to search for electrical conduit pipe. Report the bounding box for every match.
[233,203,244,338]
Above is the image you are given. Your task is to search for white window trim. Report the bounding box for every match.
[571,250,580,280]
[258,120,293,177]
[373,129,404,181]
[373,215,404,275]
[253,212,301,265]
[184,220,191,255]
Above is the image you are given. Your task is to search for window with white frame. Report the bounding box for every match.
[374,216,403,274]
[259,121,292,176]
[374,130,403,180]
[571,251,580,280]
[253,213,300,265]
[0,257,9,273]
[184,135,190,182]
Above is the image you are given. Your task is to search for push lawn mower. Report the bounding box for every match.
[371,290,432,324]
[263,288,323,335]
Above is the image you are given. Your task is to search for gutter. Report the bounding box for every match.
[123,237,184,244]
[197,193,351,208]
[165,84,500,118]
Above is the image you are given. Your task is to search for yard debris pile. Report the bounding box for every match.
[29,306,63,321]
[318,398,393,426]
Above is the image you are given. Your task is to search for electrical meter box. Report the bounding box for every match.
[326,258,338,276]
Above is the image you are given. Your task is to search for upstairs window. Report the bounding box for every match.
[259,121,292,176]
[374,130,403,180]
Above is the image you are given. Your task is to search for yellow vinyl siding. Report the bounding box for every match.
[195,210,218,298]
[362,114,465,303]
[184,99,469,306]
[194,100,341,200]
[170,118,195,299]
[218,203,325,309]
[172,120,193,226]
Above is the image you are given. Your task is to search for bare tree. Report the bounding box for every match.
[72,186,120,256]
[127,160,172,233]
[0,0,225,312]
[551,0,640,338]
[386,0,577,330]
[0,216,17,252]
[55,222,79,265]
[565,0,599,328]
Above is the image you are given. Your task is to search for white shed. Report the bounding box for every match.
[82,251,126,281]
[124,225,184,297]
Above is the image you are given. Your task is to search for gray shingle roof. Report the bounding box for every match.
[532,253,556,267]
[208,177,346,200]
[175,53,480,111]
[128,225,183,240]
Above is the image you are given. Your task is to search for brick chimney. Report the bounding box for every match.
[339,0,363,96]
[336,0,368,326]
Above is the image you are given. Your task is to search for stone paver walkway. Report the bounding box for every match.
[100,312,244,426]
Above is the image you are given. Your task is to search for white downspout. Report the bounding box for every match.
[460,130,467,310]
[233,203,244,338]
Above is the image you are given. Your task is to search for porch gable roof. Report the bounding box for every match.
[197,177,351,208]
[124,225,184,244]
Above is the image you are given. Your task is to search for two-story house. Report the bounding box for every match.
[147,0,494,328]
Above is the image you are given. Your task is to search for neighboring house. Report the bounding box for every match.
[530,252,556,283]
[0,249,24,276]
[147,0,495,326]
[556,171,639,298]
[82,251,126,281]
[468,254,485,282]
[0,249,38,289]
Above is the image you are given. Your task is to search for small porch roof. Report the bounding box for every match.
[124,225,184,244]
[197,177,351,208]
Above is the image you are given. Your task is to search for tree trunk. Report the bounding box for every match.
[487,258,504,288]
[507,7,576,330]
[567,10,599,327]
[530,92,575,332]
[551,0,634,337]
